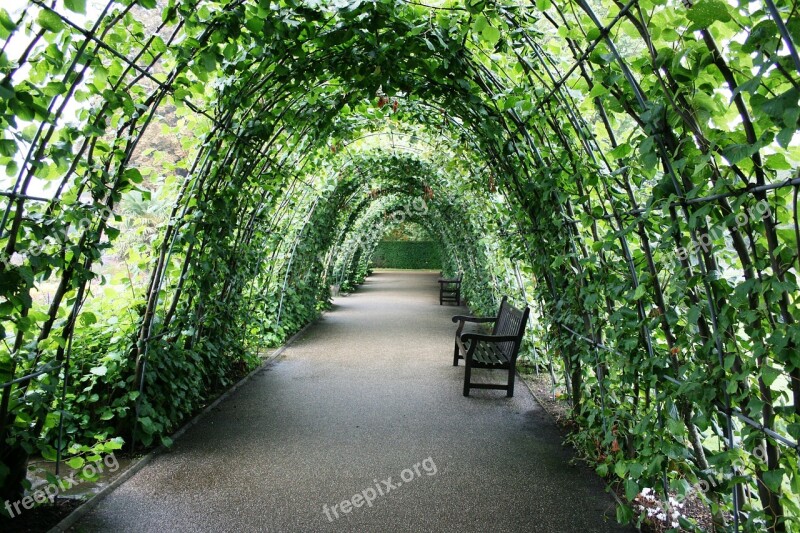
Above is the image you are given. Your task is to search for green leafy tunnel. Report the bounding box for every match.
[1,0,799,529]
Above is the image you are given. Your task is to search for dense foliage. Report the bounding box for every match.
[370,241,442,269]
[0,0,798,530]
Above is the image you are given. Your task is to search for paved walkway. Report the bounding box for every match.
[75,271,631,532]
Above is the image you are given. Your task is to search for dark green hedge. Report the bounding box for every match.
[370,241,442,269]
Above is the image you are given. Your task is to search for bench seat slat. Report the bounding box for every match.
[472,343,509,366]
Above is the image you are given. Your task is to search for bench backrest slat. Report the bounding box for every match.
[491,296,529,359]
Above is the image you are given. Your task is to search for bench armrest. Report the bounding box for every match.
[460,333,518,344]
[438,278,462,284]
[451,315,496,324]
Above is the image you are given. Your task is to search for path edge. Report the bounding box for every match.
[518,371,638,531]
[47,318,319,533]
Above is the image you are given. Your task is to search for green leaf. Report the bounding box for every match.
[29,310,50,322]
[201,51,217,72]
[632,284,647,301]
[536,0,551,10]
[466,0,486,14]
[639,136,659,171]
[757,88,800,121]
[80,311,98,326]
[124,168,143,184]
[66,457,85,469]
[41,445,58,461]
[776,128,794,149]
[587,84,608,98]
[89,365,107,377]
[743,20,778,53]
[687,0,731,29]
[245,17,264,33]
[481,25,501,46]
[105,437,125,450]
[37,9,65,33]
[667,417,684,436]
[723,353,736,371]
[64,0,86,14]
[616,503,634,524]
[44,81,67,97]
[0,80,14,101]
[138,416,156,434]
[625,479,639,501]
[627,462,645,478]
[0,139,16,157]
[5,160,18,177]
[0,9,16,40]
[765,153,791,170]
[10,97,35,121]
[762,469,784,493]
[761,365,781,387]
[721,143,759,165]
[609,143,632,159]
[105,226,120,240]
[614,460,627,478]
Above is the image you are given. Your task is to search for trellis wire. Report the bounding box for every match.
[0,363,63,390]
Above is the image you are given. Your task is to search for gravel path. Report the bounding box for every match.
[73,271,632,532]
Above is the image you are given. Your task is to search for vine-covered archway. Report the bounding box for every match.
[1,0,798,529]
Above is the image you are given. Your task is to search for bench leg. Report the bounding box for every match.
[507,367,515,397]
[453,342,460,366]
[463,361,472,397]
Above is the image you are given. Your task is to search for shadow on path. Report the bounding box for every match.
[75,271,632,532]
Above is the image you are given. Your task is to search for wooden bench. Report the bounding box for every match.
[438,273,462,305]
[452,296,530,397]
